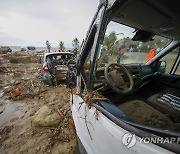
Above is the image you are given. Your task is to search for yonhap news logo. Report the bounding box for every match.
[122,133,136,148]
[122,132,180,148]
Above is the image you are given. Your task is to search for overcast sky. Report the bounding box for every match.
[0,0,99,47]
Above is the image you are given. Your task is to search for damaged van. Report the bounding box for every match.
[66,0,180,153]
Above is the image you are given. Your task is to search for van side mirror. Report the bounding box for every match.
[156,61,167,73]
[66,60,77,88]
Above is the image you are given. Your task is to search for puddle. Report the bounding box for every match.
[0,100,27,126]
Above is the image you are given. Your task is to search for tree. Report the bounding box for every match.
[46,40,51,53]
[103,31,118,55]
[59,41,65,51]
[138,36,171,52]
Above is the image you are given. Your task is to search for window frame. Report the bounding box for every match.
[170,51,180,75]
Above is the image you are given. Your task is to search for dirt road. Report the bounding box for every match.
[0,52,79,154]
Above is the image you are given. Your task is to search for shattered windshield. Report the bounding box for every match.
[98,21,171,66]
[46,53,74,61]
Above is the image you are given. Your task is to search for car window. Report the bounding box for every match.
[159,48,180,73]
[27,47,36,50]
[97,21,171,67]
[46,54,73,61]
[80,6,104,89]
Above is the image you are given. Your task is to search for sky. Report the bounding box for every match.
[0,0,99,47]
[106,21,135,39]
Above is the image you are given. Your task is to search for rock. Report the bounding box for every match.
[0,107,5,114]
[14,72,22,78]
[32,106,62,127]
[0,91,4,98]
[10,79,15,84]
[51,139,78,154]
[13,81,21,86]
[4,86,11,90]
[23,87,40,95]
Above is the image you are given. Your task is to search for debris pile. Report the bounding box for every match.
[0,52,79,154]
[0,46,12,54]
[7,52,39,63]
[5,76,48,101]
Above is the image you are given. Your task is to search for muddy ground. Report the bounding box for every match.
[0,52,79,154]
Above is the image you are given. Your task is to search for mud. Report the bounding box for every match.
[118,100,179,132]
[0,52,79,154]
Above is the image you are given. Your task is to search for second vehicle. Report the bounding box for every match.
[42,52,75,86]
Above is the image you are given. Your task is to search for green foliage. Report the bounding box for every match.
[103,32,171,54]
[103,31,117,55]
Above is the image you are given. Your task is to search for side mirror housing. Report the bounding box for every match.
[66,60,77,89]
[156,61,167,73]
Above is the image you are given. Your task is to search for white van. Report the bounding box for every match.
[66,0,180,153]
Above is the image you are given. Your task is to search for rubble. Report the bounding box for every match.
[0,107,5,114]
[0,126,12,144]
[8,54,39,63]
[0,52,79,154]
[5,75,48,100]
[0,46,12,54]
[0,91,4,98]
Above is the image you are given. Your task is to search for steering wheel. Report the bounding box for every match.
[104,63,134,94]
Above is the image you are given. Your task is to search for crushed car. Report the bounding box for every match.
[25,46,37,55]
[66,0,180,153]
[42,52,75,86]
[0,46,12,54]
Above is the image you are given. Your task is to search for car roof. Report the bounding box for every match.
[108,0,180,40]
[44,52,74,57]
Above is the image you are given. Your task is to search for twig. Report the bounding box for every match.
[84,106,92,140]
[57,108,64,117]
[80,73,87,92]
[78,117,94,129]
[78,102,84,111]
[30,80,34,87]
[93,109,100,120]
[92,97,109,101]
[0,107,5,114]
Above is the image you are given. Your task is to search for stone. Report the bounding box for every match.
[32,106,61,127]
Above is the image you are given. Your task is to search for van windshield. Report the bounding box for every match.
[97,21,171,66]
